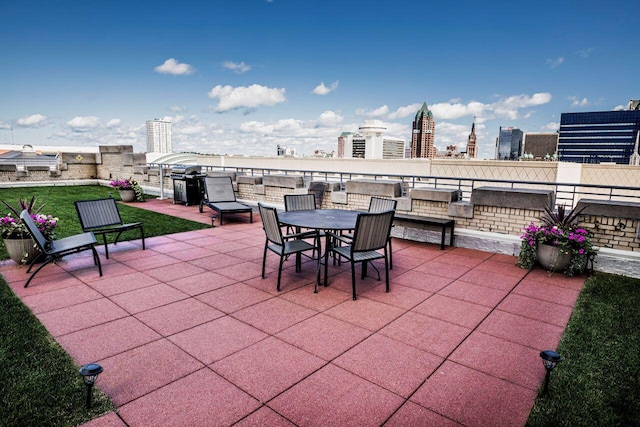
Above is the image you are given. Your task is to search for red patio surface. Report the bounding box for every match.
[0,198,587,427]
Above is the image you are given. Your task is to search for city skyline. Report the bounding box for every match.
[1,0,638,159]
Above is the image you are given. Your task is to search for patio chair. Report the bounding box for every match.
[324,210,394,300]
[342,196,397,268]
[20,210,102,288]
[199,176,253,225]
[75,198,145,259]
[258,203,321,292]
[284,193,322,257]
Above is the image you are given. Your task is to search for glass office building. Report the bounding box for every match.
[558,111,640,164]
[495,127,523,160]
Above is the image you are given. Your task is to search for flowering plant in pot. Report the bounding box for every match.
[517,205,597,277]
[109,177,144,202]
[1,197,58,263]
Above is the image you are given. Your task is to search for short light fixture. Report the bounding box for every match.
[79,363,103,409]
[539,350,562,395]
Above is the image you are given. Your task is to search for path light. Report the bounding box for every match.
[540,350,562,395]
[79,363,103,409]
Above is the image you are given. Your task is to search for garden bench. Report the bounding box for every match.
[393,213,455,250]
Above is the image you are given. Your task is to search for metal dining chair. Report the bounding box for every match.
[258,203,321,292]
[284,194,322,257]
[324,210,395,300]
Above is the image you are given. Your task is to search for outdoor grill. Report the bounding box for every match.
[171,166,205,206]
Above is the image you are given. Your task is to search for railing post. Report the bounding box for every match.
[159,164,165,200]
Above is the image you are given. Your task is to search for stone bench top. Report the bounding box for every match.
[394,213,455,225]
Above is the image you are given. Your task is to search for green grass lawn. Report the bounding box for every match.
[527,272,640,426]
[0,185,209,260]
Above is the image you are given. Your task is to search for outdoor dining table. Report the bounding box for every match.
[278,209,359,287]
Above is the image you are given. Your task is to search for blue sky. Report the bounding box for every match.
[1,0,638,159]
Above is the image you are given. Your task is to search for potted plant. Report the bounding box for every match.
[109,177,144,202]
[517,205,597,277]
[1,197,58,264]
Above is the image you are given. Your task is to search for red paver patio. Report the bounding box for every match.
[0,198,587,426]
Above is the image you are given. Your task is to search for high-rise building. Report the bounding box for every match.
[523,133,558,160]
[558,110,640,164]
[495,127,523,160]
[411,102,436,159]
[337,120,405,159]
[146,119,172,153]
[466,121,478,158]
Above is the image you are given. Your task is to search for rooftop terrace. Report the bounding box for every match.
[1,199,586,426]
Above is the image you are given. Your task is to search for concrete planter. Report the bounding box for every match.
[537,244,571,272]
[3,237,40,264]
[119,189,136,202]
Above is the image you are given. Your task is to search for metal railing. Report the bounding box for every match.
[148,163,640,209]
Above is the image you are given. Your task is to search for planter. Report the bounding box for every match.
[537,243,571,272]
[119,189,136,202]
[3,237,41,264]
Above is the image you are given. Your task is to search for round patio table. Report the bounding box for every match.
[278,209,359,232]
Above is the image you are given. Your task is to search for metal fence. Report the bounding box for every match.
[149,163,640,209]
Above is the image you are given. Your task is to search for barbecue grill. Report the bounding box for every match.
[171,166,205,206]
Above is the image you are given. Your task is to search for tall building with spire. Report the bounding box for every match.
[466,121,478,158]
[411,102,436,159]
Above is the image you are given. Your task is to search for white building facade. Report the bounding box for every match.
[338,120,405,159]
[146,119,172,153]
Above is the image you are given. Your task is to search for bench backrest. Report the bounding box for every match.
[75,198,124,230]
[204,176,237,203]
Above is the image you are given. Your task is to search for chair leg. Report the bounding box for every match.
[24,258,55,288]
[277,257,285,291]
[92,246,103,277]
[388,238,393,270]
[351,260,357,300]
[103,234,109,259]
[140,226,146,250]
[262,243,268,278]
[384,249,390,292]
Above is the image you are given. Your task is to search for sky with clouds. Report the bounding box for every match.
[1,0,638,159]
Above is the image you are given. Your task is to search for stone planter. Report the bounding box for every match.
[119,189,136,202]
[3,237,41,264]
[537,244,571,272]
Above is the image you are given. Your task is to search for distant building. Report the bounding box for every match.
[337,120,405,159]
[495,127,524,160]
[558,110,640,164]
[276,145,297,157]
[146,119,172,153]
[411,102,436,159]
[630,99,640,110]
[523,133,558,160]
[466,121,478,158]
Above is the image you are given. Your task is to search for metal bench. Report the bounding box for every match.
[393,213,455,250]
[74,198,145,259]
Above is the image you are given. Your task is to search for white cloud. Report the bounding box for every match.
[388,103,422,120]
[222,61,251,74]
[316,110,343,127]
[67,116,101,130]
[170,106,186,112]
[541,122,559,131]
[491,93,552,119]
[312,81,339,95]
[0,122,11,130]
[178,125,206,135]
[207,84,286,112]
[430,101,487,120]
[240,121,274,134]
[106,119,121,128]
[356,105,389,117]
[575,48,593,58]
[569,96,589,107]
[154,58,194,76]
[17,114,47,127]
[613,105,626,111]
[546,57,564,68]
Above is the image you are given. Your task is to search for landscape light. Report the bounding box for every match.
[78,363,103,409]
[539,350,562,395]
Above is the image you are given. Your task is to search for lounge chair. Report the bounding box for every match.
[74,198,145,259]
[199,176,253,225]
[20,210,102,288]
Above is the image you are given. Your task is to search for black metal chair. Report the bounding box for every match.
[258,203,321,292]
[20,210,102,288]
[284,194,323,258]
[75,198,145,259]
[342,197,397,268]
[324,210,395,300]
[199,176,253,225]
[308,182,328,208]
